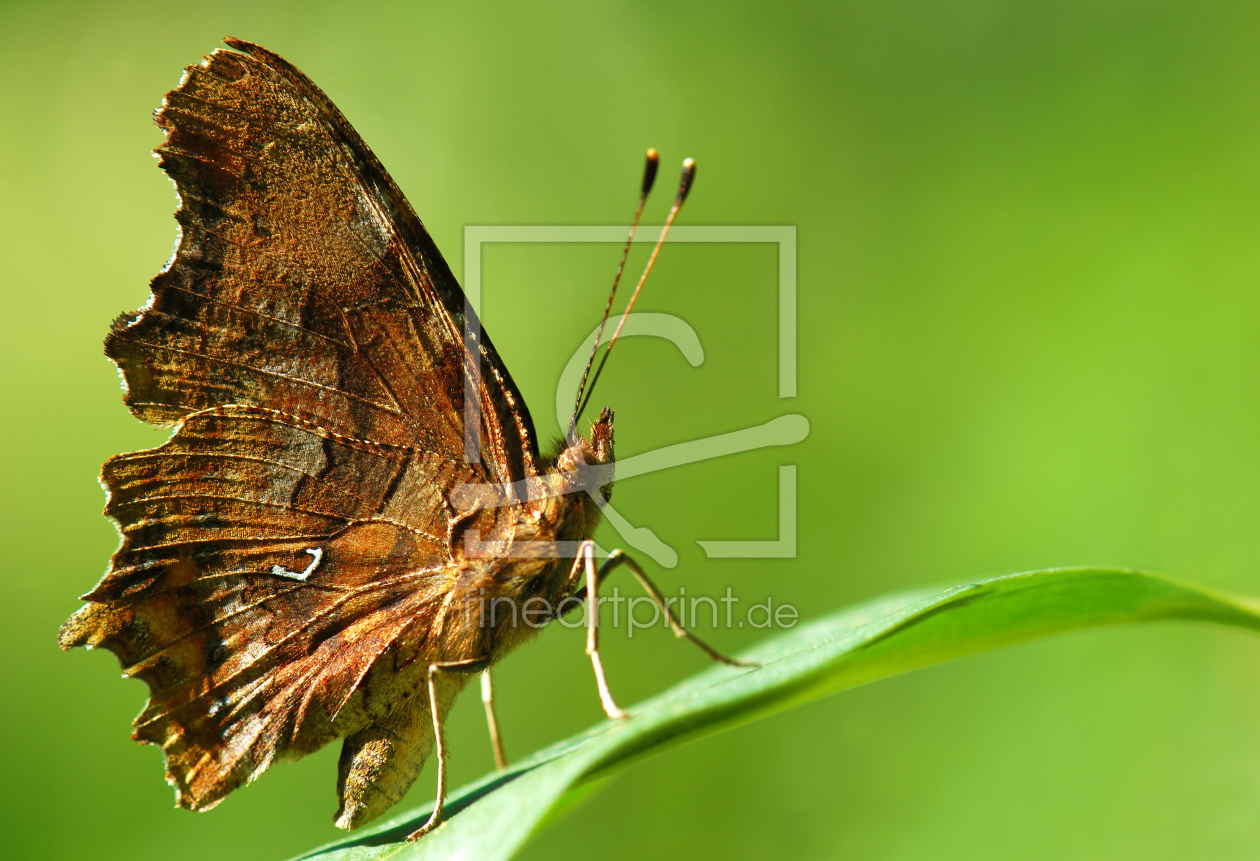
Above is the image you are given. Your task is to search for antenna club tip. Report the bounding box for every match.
[677,158,697,203]
[641,148,660,195]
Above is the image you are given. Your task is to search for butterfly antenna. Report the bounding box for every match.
[568,149,660,437]
[575,157,696,426]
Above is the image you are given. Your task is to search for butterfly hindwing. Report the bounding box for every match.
[59,406,491,811]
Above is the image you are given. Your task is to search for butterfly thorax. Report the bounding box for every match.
[488,407,614,600]
[443,408,614,665]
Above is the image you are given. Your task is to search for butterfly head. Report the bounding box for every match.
[553,406,615,504]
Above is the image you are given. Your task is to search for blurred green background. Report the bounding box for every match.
[4,0,1260,858]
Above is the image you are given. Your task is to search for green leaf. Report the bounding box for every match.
[289,568,1260,861]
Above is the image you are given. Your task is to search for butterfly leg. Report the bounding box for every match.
[480,669,508,769]
[406,656,494,842]
[597,549,759,669]
[572,540,630,720]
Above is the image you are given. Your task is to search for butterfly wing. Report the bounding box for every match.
[108,37,539,482]
[60,40,527,824]
[61,407,488,812]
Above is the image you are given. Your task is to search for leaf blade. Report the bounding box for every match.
[292,568,1260,861]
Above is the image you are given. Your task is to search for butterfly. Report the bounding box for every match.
[58,38,748,840]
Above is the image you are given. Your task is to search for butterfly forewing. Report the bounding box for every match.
[108,38,539,480]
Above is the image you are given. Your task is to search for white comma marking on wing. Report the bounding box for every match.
[272,547,323,581]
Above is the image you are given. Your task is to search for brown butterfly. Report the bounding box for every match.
[58,38,748,840]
